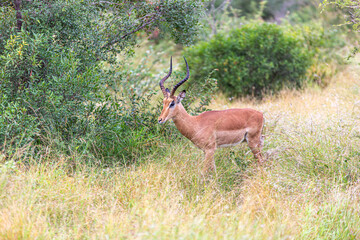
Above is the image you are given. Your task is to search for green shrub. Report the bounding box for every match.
[0,95,40,156]
[0,31,105,154]
[184,21,314,98]
[0,0,206,164]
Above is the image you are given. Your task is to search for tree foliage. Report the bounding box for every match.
[0,0,204,160]
[321,0,360,56]
[322,0,360,31]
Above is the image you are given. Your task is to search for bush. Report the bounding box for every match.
[0,0,206,164]
[183,21,314,98]
[0,95,40,157]
[0,31,106,156]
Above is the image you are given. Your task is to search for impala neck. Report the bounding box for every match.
[172,103,197,139]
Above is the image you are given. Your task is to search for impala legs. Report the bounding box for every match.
[200,128,265,176]
[247,132,264,164]
[201,149,216,176]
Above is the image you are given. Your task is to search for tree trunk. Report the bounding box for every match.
[14,0,23,31]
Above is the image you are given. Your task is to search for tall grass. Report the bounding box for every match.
[0,63,359,239]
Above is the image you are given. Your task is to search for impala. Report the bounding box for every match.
[158,57,265,174]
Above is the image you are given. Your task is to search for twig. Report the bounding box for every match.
[102,13,160,49]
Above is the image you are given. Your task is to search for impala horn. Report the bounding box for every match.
[170,57,189,97]
[159,56,172,97]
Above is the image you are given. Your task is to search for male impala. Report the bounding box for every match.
[158,57,265,174]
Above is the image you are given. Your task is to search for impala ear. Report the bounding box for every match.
[177,90,186,103]
[165,88,170,97]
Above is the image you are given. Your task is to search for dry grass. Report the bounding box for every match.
[0,62,360,239]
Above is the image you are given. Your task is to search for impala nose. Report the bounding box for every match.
[158,118,162,124]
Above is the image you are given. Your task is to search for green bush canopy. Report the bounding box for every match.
[184,21,313,98]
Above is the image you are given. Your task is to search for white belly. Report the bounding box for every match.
[217,141,244,148]
[215,129,248,148]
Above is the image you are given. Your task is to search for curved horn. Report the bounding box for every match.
[170,57,189,97]
[159,57,172,97]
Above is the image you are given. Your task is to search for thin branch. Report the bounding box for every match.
[91,1,123,6]
[121,16,158,40]
[206,0,231,36]
[102,12,161,49]
[216,0,231,12]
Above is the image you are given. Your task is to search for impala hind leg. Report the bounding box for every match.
[247,133,264,164]
[201,149,216,176]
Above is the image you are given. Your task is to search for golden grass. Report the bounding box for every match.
[1,62,360,239]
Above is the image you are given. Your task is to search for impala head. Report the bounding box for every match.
[158,56,189,124]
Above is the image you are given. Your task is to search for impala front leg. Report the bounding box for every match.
[201,148,216,175]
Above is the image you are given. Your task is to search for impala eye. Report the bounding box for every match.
[169,101,175,108]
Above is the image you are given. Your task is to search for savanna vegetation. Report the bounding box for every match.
[0,0,359,239]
